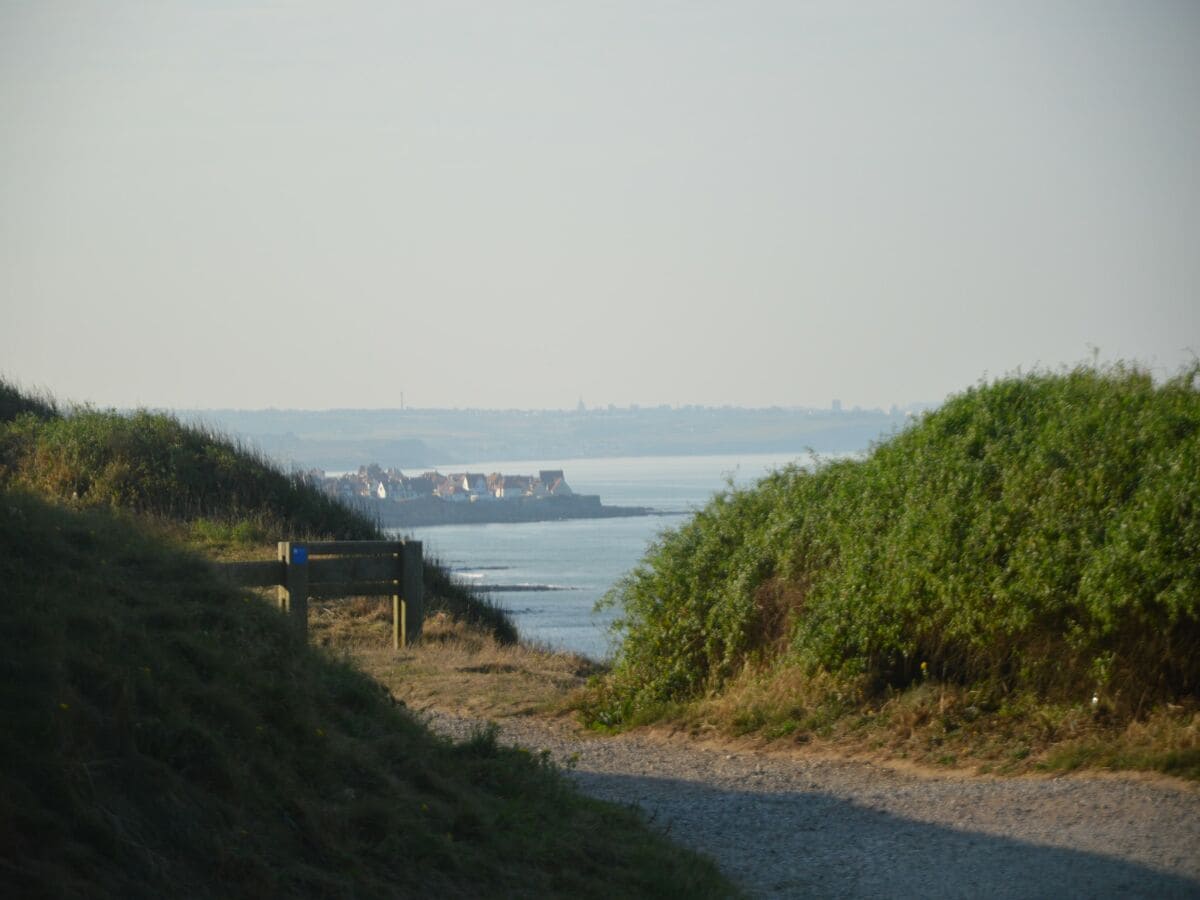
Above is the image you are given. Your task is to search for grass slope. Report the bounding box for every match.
[0,380,515,642]
[0,380,722,894]
[0,490,731,898]
[0,379,59,423]
[585,365,1200,774]
[0,396,376,540]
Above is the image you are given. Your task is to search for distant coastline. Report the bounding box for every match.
[309,465,656,528]
[174,405,915,472]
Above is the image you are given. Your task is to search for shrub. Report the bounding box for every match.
[596,364,1200,725]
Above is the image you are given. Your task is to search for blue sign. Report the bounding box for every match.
[291,546,308,565]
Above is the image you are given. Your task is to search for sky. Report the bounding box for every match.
[1,1,1198,411]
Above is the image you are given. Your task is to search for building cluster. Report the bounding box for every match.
[309,465,575,505]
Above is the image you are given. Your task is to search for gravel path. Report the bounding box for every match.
[422,710,1200,899]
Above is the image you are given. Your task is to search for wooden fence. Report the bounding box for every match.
[217,540,423,648]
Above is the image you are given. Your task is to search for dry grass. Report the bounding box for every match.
[1,491,736,899]
[312,602,1200,783]
[657,662,1200,780]
[310,603,603,719]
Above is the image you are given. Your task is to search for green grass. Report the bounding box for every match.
[1042,745,1200,780]
[0,378,727,895]
[0,377,59,422]
[0,377,516,643]
[0,381,720,897]
[0,401,378,540]
[586,364,1200,762]
[0,489,734,898]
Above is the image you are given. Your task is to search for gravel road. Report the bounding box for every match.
[422,710,1200,899]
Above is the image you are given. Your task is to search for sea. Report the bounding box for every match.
[383,452,836,660]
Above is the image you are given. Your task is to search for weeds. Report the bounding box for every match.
[0,404,379,540]
[588,363,1200,763]
[0,378,517,643]
[0,488,734,898]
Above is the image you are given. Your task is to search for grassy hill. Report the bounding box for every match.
[585,365,1200,776]
[0,491,729,897]
[0,390,375,540]
[0,382,514,640]
[0,381,732,897]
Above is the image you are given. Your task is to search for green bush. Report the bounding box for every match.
[597,364,1200,725]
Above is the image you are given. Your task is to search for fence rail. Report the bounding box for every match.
[216,540,423,648]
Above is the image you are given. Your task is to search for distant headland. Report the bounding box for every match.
[173,404,922,471]
[305,465,653,528]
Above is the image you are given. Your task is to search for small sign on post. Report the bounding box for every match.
[222,540,424,649]
[279,542,309,640]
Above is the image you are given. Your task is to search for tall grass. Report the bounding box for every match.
[424,554,520,644]
[0,378,517,642]
[0,489,732,898]
[590,364,1200,727]
[0,376,59,422]
[0,404,377,539]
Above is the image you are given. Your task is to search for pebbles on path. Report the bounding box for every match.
[422,710,1200,899]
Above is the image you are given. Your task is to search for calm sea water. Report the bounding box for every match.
[384,453,825,660]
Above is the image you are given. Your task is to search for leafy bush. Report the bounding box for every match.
[596,364,1200,726]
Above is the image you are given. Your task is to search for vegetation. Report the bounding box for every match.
[0,490,731,898]
[585,365,1200,773]
[0,377,516,642]
[0,396,376,541]
[424,556,519,645]
[310,604,600,719]
[0,378,731,897]
[0,377,59,422]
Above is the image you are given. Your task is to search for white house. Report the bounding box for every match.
[492,474,533,499]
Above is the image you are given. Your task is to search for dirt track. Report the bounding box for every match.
[423,710,1200,899]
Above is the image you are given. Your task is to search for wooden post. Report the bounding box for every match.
[391,545,402,650]
[402,540,424,646]
[276,543,290,613]
[392,593,402,650]
[219,540,421,649]
[279,541,309,641]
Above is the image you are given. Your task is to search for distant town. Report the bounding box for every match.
[308,465,578,505]
[302,465,651,527]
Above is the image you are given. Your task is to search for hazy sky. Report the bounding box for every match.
[2,2,1198,411]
